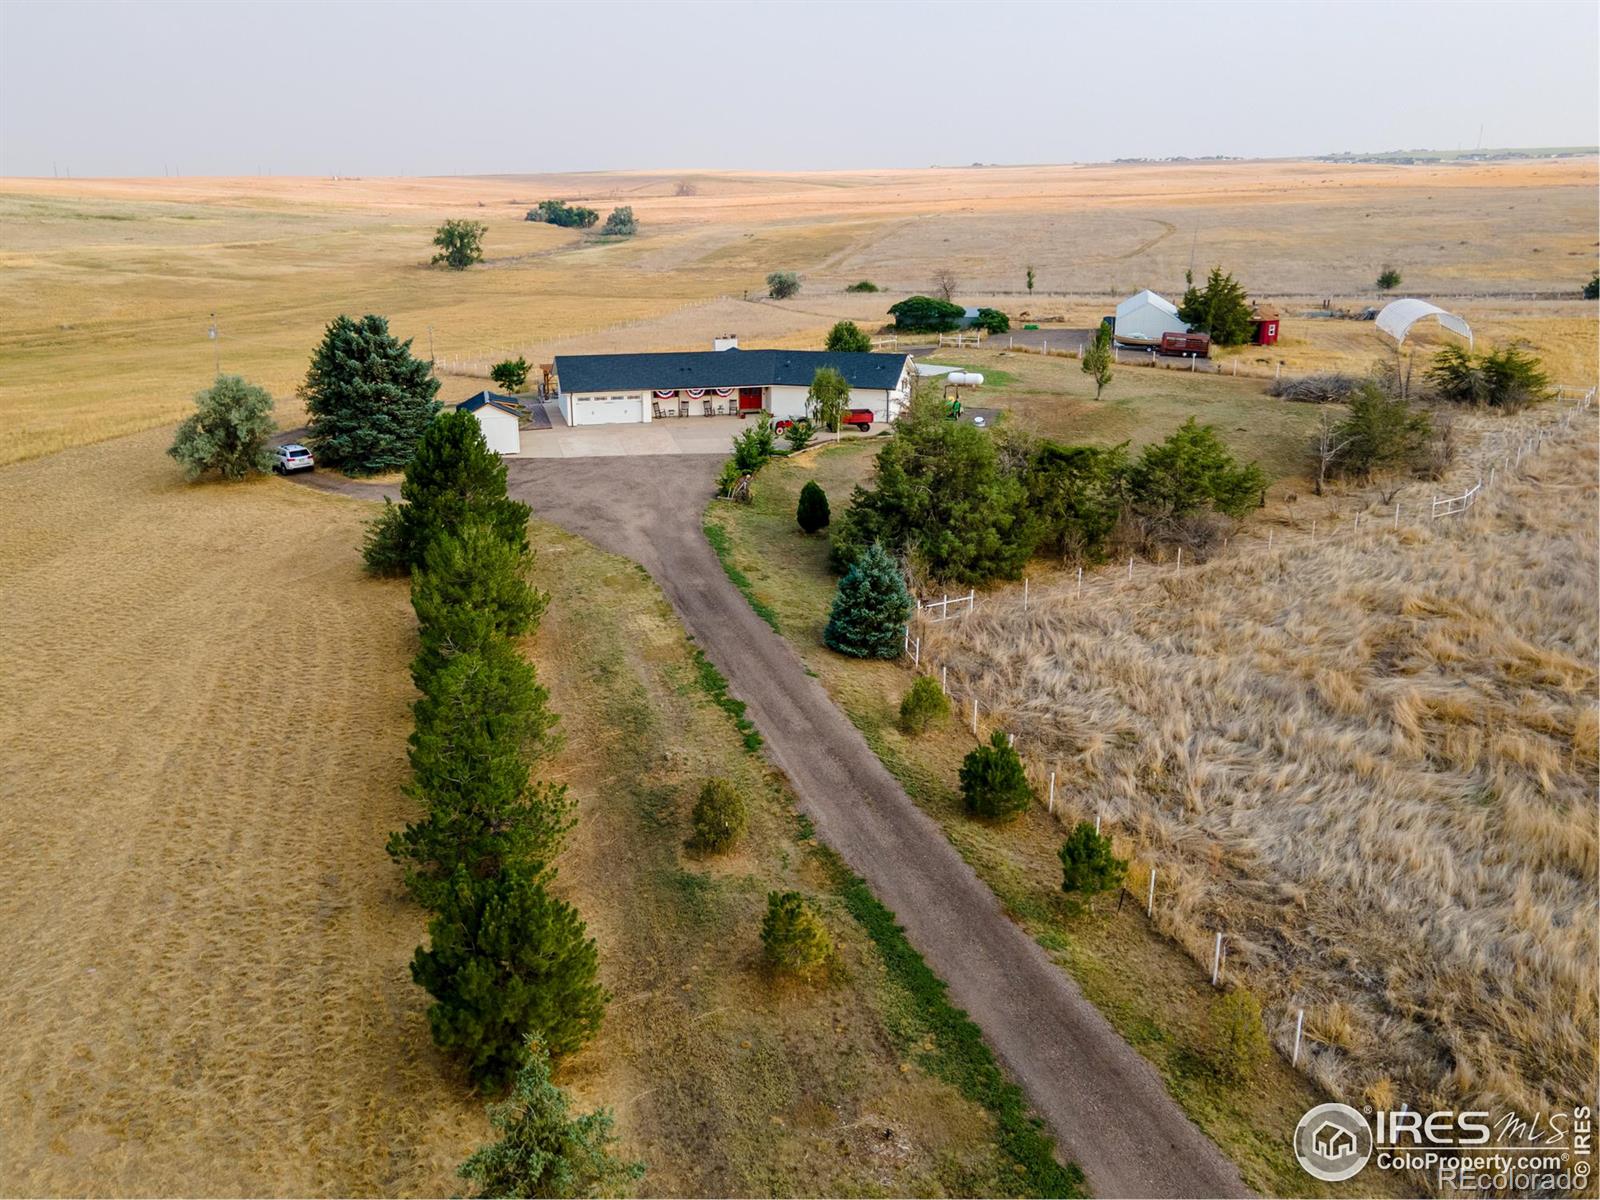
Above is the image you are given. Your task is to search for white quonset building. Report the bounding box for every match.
[552,343,914,426]
[1112,289,1190,347]
[455,390,523,455]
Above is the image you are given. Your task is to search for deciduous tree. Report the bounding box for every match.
[491,358,530,393]
[1080,322,1114,399]
[600,206,636,237]
[766,271,800,299]
[167,374,277,480]
[806,366,851,433]
[825,320,871,353]
[433,219,487,270]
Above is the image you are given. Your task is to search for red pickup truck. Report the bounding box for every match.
[775,408,876,434]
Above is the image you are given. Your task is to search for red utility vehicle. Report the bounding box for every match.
[774,408,875,434]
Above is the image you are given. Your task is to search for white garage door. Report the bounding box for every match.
[578,395,643,425]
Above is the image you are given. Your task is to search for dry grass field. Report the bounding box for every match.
[3,157,1593,465]
[0,431,1032,1196]
[924,416,1600,1125]
[702,396,1597,1191]
[1,157,1595,1195]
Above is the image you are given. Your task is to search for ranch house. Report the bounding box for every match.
[552,341,914,426]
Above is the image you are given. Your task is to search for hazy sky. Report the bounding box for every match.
[2,0,1596,177]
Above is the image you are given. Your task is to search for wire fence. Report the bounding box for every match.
[897,384,1596,1082]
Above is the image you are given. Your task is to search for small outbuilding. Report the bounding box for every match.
[1251,305,1280,346]
[456,390,523,455]
[1113,289,1190,347]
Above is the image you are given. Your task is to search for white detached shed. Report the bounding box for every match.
[456,390,523,455]
[1113,289,1189,347]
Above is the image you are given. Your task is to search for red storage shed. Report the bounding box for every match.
[1252,306,1280,346]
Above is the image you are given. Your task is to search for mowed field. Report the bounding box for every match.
[0,432,1029,1197]
[2,157,1595,464]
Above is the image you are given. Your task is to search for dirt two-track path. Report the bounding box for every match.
[304,455,1249,1199]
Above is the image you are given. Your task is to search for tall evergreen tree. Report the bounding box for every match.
[1177,266,1256,346]
[831,396,1037,583]
[389,639,570,908]
[398,410,531,570]
[1127,418,1265,522]
[457,1039,644,1198]
[302,314,440,475]
[822,542,911,659]
[411,519,548,684]
[412,865,607,1089]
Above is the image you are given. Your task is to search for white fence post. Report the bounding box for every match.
[971,698,978,734]
[1292,1008,1305,1066]
[1048,772,1056,812]
[1211,932,1224,985]
[1146,868,1156,917]
[1175,547,1182,577]
[941,665,948,694]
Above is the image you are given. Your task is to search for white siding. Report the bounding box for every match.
[566,392,647,426]
[471,406,521,455]
[767,385,811,419]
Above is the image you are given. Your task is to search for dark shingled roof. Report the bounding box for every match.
[455,389,523,416]
[554,349,908,395]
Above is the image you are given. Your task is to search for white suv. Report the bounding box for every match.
[273,444,315,474]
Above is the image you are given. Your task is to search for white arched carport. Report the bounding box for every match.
[1375,298,1473,349]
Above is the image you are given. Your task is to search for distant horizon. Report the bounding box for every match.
[8,145,1598,184]
[3,0,1595,178]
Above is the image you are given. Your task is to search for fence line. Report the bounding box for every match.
[895,385,1595,1087]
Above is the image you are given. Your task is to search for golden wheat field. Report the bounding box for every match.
[926,411,1600,1126]
[3,158,1594,465]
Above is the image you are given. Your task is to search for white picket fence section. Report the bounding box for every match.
[916,589,977,623]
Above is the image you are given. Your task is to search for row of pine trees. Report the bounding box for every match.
[376,412,607,1090]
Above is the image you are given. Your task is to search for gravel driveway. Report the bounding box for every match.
[300,454,1250,1199]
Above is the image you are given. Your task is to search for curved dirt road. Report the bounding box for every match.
[304,456,1249,1198]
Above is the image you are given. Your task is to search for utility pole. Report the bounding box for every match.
[427,324,435,364]
[208,313,220,377]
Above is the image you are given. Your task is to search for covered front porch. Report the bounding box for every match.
[649,386,765,419]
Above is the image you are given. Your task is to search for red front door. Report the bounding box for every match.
[738,387,763,412]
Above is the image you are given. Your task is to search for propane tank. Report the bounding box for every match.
[947,372,984,387]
